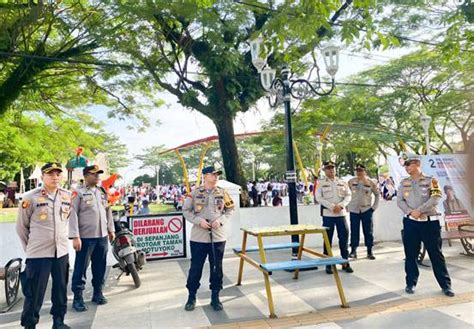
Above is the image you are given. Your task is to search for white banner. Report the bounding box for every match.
[388,154,472,225]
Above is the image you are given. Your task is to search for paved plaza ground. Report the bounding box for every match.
[0,233,472,328]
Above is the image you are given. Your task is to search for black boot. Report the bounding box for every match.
[342,263,354,273]
[24,326,36,329]
[72,293,88,312]
[91,290,108,305]
[367,247,376,260]
[210,291,223,311]
[184,294,196,311]
[52,316,70,329]
[349,248,357,259]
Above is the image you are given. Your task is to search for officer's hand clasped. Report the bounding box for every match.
[199,218,211,229]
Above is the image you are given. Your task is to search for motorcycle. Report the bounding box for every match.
[111,209,146,288]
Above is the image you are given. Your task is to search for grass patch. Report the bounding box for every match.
[111,203,176,214]
[0,208,17,223]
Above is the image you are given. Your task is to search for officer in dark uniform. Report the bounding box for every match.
[69,165,115,311]
[182,166,234,312]
[347,164,380,260]
[397,154,454,297]
[16,163,72,329]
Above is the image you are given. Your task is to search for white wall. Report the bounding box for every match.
[225,200,404,251]
[184,194,404,256]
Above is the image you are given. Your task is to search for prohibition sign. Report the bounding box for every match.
[168,217,183,233]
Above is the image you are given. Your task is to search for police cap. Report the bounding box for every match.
[41,162,63,174]
[83,165,104,176]
[404,154,422,166]
[323,161,336,169]
[202,166,222,175]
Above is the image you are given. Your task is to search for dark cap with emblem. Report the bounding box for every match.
[83,165,104,176]
[202,166,222,175]
[323,161,336,169]
[41,162,63,174]
[355,163,366,171]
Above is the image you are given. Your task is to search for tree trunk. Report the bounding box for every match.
[213,113,250,206]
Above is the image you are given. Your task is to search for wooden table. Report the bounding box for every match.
[234,224,349,318]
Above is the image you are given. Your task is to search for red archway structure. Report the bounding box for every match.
[160,132,262,193]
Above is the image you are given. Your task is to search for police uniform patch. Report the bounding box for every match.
[223,191,234,208]
[430,178,442,197]
[39,210,48,220]
[22,200,30,209]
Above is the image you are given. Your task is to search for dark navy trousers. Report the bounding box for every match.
[186,241,226,294]
[71,237,108,294]
[322,216,350,264]
[350,209,374,249]
[20,255,69,327]
[402,218,451,289]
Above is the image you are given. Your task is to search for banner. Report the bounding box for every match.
[388,154,472,227]
[130,212,186,260]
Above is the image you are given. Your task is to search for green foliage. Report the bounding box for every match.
[132,174,155,187]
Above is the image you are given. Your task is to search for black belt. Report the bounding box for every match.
[404,215,438,222]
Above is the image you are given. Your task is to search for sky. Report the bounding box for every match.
[89,48,413,184]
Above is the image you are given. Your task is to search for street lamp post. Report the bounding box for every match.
[251,37,339,254]
[420,114,432,155]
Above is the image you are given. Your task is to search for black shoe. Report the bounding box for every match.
[91,291,108,305]
[25,326,36,329]
[342,264,354,273]
[367,253,376,260]
[325,266,333,274]
[210,291,223,311]
[349,250,357,259]
[405,286,415,294]
[52,317,70,329]
[442,287,455,297]
[184,295,196,311]
[72,293,88,312]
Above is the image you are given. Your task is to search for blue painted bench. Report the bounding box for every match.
[260,257,348,275]
[233,242,300,254]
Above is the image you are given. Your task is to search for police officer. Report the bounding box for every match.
[316,161,353,274]
[16,163,72,329]
[183,166,234,312]
[69,165,115,312]
[347,164,380,260]
[397,155,454,297]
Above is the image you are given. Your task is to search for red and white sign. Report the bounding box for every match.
[130,213,186,260]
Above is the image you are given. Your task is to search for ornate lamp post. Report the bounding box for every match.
[251,37,339,252]
[420,114,432,155]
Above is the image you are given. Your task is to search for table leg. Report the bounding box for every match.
[323,230,349,308]
[257,234,277,318]
[237,232,248,286]
[293,234,306,280]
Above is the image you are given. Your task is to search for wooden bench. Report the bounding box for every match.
[260,257,348,275]
[235,225,350,318]
[233,242,300,254]
[418,220,474,264]
[0,258,22,313]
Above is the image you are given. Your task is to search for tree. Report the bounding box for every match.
[91,132,130,173]
[0,1,151,123]
[0,111,103,180]
[133,174,155,187]
[93,0,382,195]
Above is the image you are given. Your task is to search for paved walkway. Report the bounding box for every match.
[0,241,472,328]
